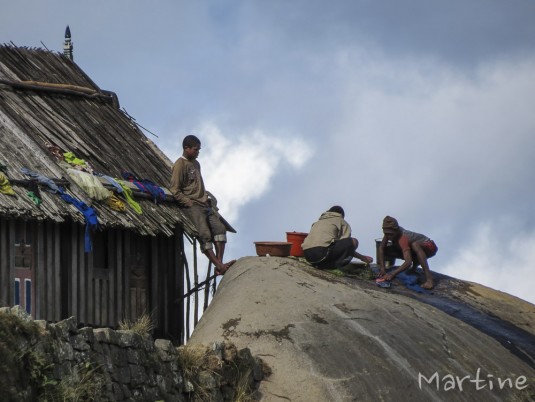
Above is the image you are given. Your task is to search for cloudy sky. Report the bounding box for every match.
[2,1,535,304]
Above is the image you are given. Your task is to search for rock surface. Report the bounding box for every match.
[189,256,535,401]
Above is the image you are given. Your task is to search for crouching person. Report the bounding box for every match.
[302,206,373,269]
[377,216,438,289]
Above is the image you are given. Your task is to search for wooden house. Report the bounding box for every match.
[0,45,211,342]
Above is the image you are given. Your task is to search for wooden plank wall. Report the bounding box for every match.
[34,221,62,321]
[149,226,185,341]
[1,217,187,342]
[0,218,15,308]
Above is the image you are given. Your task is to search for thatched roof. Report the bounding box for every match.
[0,45,195,237]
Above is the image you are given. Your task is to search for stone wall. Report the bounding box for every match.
[0,306,266,401]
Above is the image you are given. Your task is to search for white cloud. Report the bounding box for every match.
[195,122,313,222]
[440,221,535,305]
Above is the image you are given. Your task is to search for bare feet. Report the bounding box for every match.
[216,259,236,275]
[421,279,434,290]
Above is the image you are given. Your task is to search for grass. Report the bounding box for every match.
[0,310,104,401]
[118,311,155,335]
[233,367,254,402]
[177,344,211,382]
[41,362,104,402]
[177,344,261,402]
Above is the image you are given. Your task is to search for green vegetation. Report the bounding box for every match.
[1,309,263,401]
[0,310,103,401]
[40,361,104,402]
[177,344,258,402]
[0,309,47,400]
[233,367,255,402]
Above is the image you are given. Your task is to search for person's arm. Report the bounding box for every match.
[354,251,373,264]
[170,161,193,207]
[384,236,412,279]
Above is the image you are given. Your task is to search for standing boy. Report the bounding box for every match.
[377,216,438,289]
[301,206,373,269]
[170,135,235,275]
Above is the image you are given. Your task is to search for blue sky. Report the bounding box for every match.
[2,1,535,304]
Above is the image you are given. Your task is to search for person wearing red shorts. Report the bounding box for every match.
[377,216,438,289]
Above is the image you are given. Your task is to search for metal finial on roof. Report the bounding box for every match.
[63,25,73,61]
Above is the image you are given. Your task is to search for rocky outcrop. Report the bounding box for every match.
[189,256,535,401]
[0,306,265,401]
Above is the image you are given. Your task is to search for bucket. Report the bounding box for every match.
[286,232,308,257]
[375,238,396,267]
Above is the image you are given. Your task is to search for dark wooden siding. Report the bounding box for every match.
[0,217,186,339]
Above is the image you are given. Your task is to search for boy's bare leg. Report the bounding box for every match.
[204,249,236,275]
[420,265,434,289]
[413,244,433,289]
[215,241,225,262]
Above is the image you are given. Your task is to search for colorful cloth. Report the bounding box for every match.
[21,168,97,252]
[98,174,124,194]
[63,151,94,174]
[105,194,126,212]
[0,172,16,195]
[63,151,87,166]
[27,191,41,205]
[20,168,59,193]
[122,171,165,203]
[118,181,143,214]
[67,169,112,200]
[58,188,99,252]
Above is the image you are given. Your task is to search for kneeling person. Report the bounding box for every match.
[302,206,373,269]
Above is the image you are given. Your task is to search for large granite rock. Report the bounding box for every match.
[189,256,535,401]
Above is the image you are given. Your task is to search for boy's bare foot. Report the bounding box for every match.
[421,280,434,290]
[216,259,236,275]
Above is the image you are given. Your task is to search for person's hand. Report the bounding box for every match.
[183,199,194,207]
[384,273,393,281]
[361,255,373,264]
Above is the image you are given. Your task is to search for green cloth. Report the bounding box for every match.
[63,151,88,167]
[27,191,41,205]
[118,181,142,214]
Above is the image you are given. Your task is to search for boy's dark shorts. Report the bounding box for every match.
[182,203,227,251]
[304,237,355,269]
[384,240,438,260]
